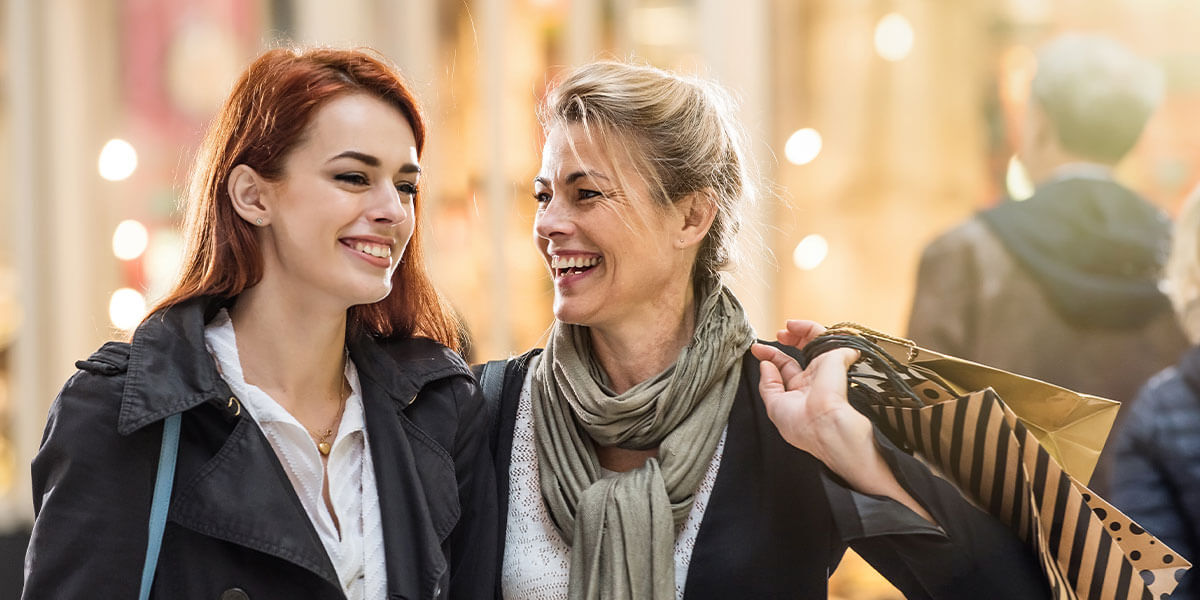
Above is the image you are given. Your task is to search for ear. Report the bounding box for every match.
[675,189,718,249]
[227,164,271,227]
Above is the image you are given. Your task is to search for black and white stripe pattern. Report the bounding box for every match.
[868,388,1187,600]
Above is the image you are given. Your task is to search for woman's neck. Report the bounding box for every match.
[587,294,697,395]
[228,281,349,413]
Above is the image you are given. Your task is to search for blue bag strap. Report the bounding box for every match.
[139,413,181,600]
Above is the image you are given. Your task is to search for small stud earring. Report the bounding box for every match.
[255,218,263,226]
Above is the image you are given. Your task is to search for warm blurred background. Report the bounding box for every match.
[3,0,1200,597]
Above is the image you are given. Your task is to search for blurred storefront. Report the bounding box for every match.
[4,0,1200,597]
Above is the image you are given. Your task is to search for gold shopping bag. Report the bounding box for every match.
[803,325,1191,600]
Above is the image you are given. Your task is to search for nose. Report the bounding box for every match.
[366,184,409,226]
[534,197,573,240]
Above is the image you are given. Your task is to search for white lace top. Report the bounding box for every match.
[204,310,386,600]
[502,357,727,599]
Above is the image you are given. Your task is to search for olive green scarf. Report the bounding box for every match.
[531,283,754,599]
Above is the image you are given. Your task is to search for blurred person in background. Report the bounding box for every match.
[1109,183,1200,599]
[481,60,1050,599]
[22,47,495,599]
[906,33,1186,494]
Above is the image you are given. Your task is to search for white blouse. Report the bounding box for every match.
[204,310,386,600]
[502,357,727,599]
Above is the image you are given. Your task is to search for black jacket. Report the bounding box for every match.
[23,297,497,600]
[482,346,1050,599]
[1110,345,1200,599]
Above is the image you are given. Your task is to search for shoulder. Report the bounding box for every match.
[36,342,145,494]
[375,335,471,374]
[470,349,543,385]
[74,341,131,376]
[1130,367,1199,425]
[921,217,995,260]
[52,341,132,423]
[1115,366,1199,450]
[358,334,476,401]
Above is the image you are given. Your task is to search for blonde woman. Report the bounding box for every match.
[1108,185,1200,598]
[480,61,1049,599]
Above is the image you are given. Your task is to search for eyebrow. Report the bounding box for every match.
[329,150,421,174]
[533,170,609,187]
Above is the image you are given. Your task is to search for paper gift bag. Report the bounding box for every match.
[801,325,1191,600]
[839,326,1119,484]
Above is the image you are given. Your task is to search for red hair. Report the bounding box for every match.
[151,47,462,351]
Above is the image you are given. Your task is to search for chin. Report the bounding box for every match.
[346,280,393,307]
[552,299,598,328]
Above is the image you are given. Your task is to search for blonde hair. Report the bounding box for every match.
[1166,184,1200,343]
[539,61,757,284]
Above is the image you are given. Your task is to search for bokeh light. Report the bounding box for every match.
[112,220,149,261]
[1006,155,1035,201]
[108,288,147,331]
[874,13,915,62]
[98,139,138,181]
[785,128,823,166]
[793,234,830,271]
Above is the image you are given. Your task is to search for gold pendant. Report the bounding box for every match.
[318,441,332,456]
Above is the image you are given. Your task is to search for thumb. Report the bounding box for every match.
[758,358,786,401]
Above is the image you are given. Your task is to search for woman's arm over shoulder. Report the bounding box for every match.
[24,344,161,599]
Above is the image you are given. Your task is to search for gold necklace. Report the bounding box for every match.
[307,372,348,456]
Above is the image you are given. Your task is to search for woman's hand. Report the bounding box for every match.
[751,320,935,524]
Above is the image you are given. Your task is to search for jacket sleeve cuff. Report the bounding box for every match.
[820,429,947,542]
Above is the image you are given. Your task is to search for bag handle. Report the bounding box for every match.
[139,413,181,600]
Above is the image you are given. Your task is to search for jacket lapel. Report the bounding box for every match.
[360,373,449,600]
[169,414,341,587]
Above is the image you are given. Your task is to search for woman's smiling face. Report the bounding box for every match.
[533,124,697,330]
[255,92,421,310]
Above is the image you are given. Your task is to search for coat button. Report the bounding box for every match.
[220,589,249,600]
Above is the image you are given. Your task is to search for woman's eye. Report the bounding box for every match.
[395,182,418,197]
[533,191,551,204]
[578,189,602,201]
[335,173,369,186]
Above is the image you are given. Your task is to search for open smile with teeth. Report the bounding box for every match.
[551,254,602,277]
[347,240,392,259]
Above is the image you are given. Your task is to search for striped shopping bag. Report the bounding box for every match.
[802,326,1191,600]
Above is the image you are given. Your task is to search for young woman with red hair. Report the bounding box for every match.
[24,47,495,599]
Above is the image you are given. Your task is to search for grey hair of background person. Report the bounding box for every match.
[1032,33,1165,164]
[538,61,760,286]
[1166,184,1200,343]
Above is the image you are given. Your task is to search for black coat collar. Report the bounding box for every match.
[116,296,472,434]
